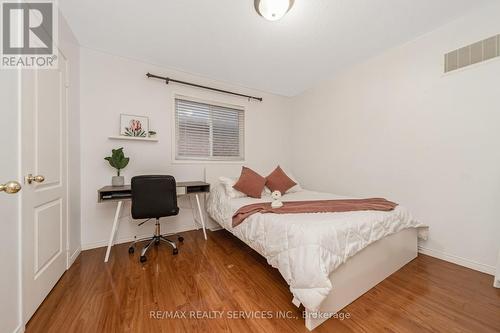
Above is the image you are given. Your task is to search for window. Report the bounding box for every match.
[175,98,245,161]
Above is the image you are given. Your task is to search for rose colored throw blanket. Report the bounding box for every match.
[232,198,398,227]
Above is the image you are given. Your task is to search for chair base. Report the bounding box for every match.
[128,218,184,262]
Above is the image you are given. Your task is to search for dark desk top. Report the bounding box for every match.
[98,181,210,202]
[98,185,131,193]
[98,181,209,193]
[177,181,211,188]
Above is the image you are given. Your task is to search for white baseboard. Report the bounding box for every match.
[82,235,139,251]
[418,246,495,275]
[81,225,206,251]
[80,224,496,277]
[13,323,25,333]
[209,225,223,231]
[68,247,81,267]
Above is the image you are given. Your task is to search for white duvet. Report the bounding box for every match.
[207,183,426,311]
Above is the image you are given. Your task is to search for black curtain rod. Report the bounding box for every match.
[146,73,263,102]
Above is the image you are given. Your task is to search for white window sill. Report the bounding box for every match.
[172,159,246,165]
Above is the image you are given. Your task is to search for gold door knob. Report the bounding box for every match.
[26,174,45,184]
[0,181,22,194]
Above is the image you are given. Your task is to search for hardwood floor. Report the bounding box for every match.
[26,230,500,333]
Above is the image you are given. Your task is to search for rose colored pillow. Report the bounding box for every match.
[266,166,297,194]
[233,167,266,198]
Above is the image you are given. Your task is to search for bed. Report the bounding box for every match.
[205,171,426,330]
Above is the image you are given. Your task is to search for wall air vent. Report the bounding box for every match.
[445,34,500,73]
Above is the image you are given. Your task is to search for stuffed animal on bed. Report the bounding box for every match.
[271,190,284,208]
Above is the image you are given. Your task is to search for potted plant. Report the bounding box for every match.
[104,147,129,186]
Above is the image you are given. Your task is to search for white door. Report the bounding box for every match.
[21,52,68,322]
[0,69,22,333]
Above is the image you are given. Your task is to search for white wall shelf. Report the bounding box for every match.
[108,135,158,142]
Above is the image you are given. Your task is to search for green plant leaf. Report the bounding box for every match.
[104,147,129,174]
[116,157,129,169]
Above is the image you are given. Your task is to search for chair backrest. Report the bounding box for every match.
[131,175,179,220]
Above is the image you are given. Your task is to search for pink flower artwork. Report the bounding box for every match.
[122,115,148,137]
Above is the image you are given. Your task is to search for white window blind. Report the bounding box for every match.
[175,98,245,161]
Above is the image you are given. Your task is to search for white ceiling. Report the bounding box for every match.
[60,0,494,96]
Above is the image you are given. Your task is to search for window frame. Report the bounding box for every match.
[172,95,246,164]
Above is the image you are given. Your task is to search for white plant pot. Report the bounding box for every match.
[112,176,124,187]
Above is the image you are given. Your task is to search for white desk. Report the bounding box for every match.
[98,181,210,262]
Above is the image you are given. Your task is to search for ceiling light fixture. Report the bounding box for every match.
[254,0,294,21]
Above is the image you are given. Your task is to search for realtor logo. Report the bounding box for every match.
[1,0,58,68]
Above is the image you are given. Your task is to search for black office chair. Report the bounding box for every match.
[128,175,183,262]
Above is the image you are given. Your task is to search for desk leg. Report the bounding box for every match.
[195,194,207,240]
[104,200,123,262]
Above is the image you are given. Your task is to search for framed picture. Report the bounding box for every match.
[120,114,149,137]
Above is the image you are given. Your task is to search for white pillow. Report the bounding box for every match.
[219,176,270,198]
[219,176,246,198]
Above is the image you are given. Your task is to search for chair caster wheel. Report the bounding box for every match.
[140,255,147,263]
[173,248,179,255]
[128,247,134,254]
[178,236,184,243]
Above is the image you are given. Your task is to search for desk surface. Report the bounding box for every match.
[98,181,210,202]
[98,181,209,193]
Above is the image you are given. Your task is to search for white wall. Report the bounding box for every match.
[80,47,292,249]
[58,12,81,267]
[0,71,21,333]
[291,3,500,273]
[76,3,499,274]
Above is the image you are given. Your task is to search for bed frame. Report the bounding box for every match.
[203,166,419,331]
[304,228,418,330]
